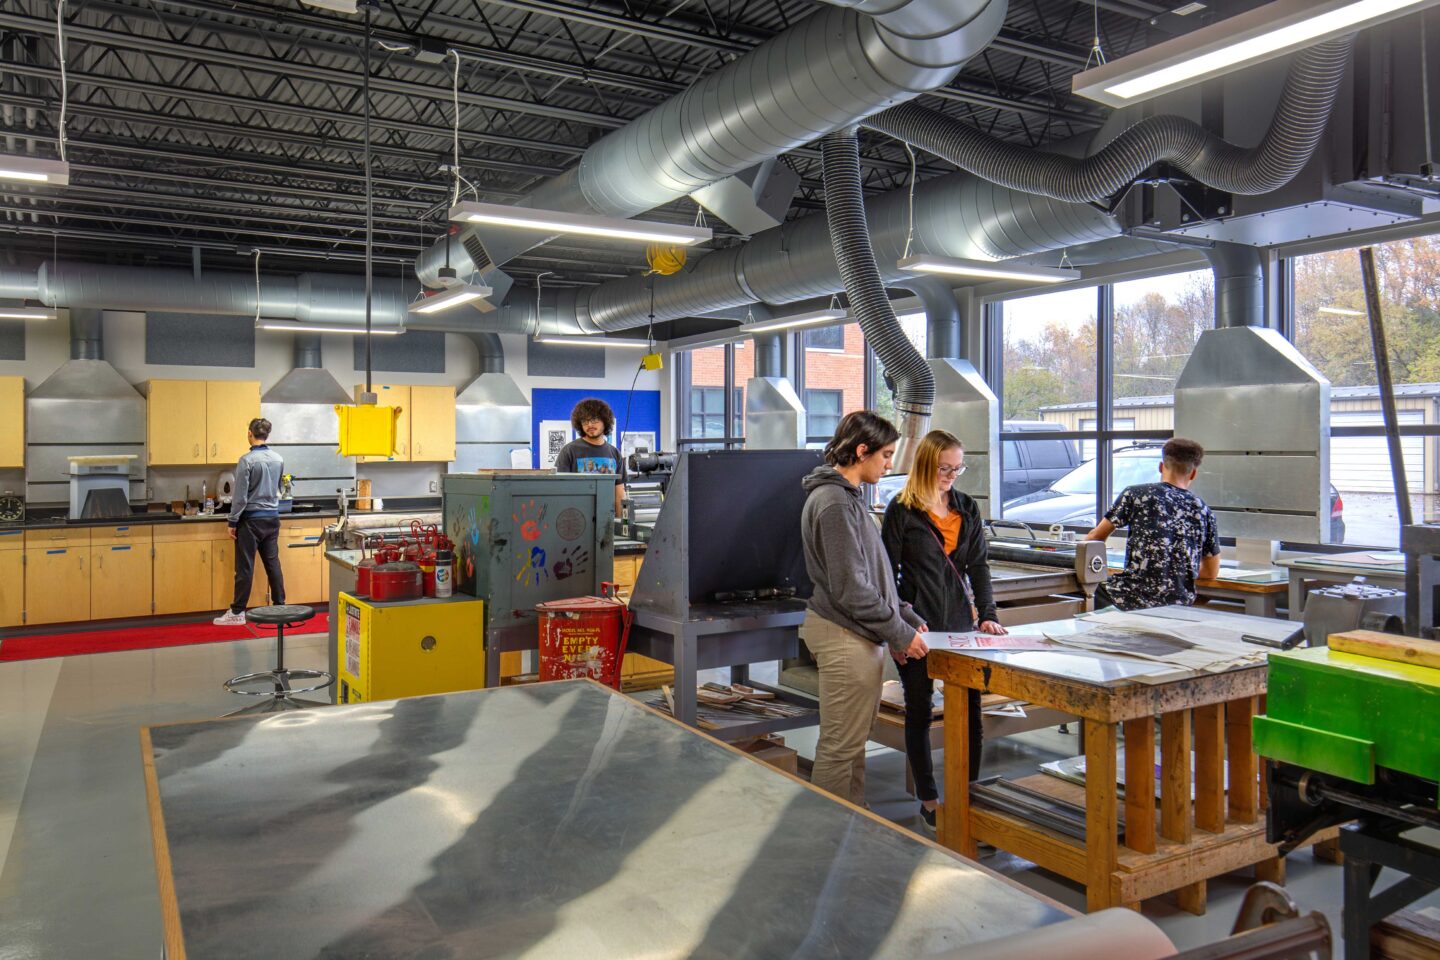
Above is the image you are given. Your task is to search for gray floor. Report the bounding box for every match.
[0,637,1432,959]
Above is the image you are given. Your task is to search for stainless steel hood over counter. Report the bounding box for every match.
[454,333,530,472]
[259,335,356,499]
[26,310,146,506]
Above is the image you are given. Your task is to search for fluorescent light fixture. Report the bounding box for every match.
[1318,306,1366,316]
[0,306,57,320]
[0,155,70,185]
[257,320,404,336]
[1072,0,1440,108]
[897,254,1079,284]
[408,283,494,315]
[298,0,358,11]
[449,201,713,246]
[532,333,652,348]
[738,308,847,335]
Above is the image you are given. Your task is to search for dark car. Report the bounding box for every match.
[873,421,1083,508]
[1001,442,1346,542]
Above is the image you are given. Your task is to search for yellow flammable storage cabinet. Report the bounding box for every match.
[336,593,485,703]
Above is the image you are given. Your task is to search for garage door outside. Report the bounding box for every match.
[1330,410,1424,492]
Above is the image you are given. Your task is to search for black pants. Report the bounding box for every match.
[896,653,982,802]
[1094,583,1117,610]
[232,516,284,614]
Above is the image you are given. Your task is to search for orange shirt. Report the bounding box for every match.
[927,509,962,555]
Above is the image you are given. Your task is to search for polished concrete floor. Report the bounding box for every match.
[0,635,1433,959]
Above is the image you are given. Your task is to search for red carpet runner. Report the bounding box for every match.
[0,613,331,663]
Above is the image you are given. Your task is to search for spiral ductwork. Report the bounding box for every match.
[416,0,1006,285]
[823,128,932,470]
[865,37,1353,203]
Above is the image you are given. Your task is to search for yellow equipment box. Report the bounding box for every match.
[336,592,485,703]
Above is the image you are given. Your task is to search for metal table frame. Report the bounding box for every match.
[1340,823,1440,960]
[1279,558,1405,621]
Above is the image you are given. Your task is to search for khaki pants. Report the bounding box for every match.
[800,611,885,806]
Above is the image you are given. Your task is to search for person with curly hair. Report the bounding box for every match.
[553,397,627,518]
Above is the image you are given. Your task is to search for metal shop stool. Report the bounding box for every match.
[222,604,332,715]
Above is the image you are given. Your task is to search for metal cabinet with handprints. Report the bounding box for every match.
[443,473,616,687]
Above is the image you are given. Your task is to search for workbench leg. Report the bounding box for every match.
[1176,880,1207,916]
[1085,720,1119,913]
[1160,711,1193,846]
[1123,717,1156,855]
[1288,578,1308,622]
[1343,857,1380,960]
[673,630,698,727]
[485,646,500,689]
[940,680,975,859]
[1194,704,1225,834]
[1315,837,1344,864]
[1255,857,1286,885]
[1226,697,1259,824]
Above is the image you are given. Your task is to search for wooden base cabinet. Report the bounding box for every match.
[91,543,153,620]
[24,546,89,625]
[0,532,23,628]
[154,533,216,615]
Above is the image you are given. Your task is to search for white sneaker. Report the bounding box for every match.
[212,610,247,626]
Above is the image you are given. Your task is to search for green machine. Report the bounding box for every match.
[1255,641,1440,960]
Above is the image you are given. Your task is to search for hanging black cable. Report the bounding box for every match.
[363,0,374,394]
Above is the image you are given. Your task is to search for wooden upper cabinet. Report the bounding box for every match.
[206,380,261,464]
[146,380,260,466]
[409,385,456,463]
[0,376,23,468]
[353,384,410,463]
[147,380,208,466]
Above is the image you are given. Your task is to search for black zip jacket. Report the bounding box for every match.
[881,490,999,631]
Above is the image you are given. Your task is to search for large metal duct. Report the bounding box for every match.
[1205,242,1265,329]
[823,128,931,470]
[0,261,410,328]
[864,38,1353,203]
[415,0,1007,286]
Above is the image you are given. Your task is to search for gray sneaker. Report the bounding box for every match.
[212,610,246,626]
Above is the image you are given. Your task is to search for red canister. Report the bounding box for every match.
[369,560,423,602]
[535,596,633,688]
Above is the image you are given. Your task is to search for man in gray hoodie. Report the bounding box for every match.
[213,418,285,625]
[800,410,927,805]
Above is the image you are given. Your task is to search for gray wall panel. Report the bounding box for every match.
[0,320,23,360]
[352,331,445,374]
[526,339,604,378]
[146,313,255,367]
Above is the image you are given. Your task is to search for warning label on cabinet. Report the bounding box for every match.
[344,604,362,680]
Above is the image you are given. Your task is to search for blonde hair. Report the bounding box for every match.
[895,429,964,510]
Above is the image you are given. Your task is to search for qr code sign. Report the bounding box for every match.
[547,430,567,459]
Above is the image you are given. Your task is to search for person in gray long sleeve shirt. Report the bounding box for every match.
[213,418,285,624]
[799,410,927,805]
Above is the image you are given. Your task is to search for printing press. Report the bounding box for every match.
[982,521,1109,621]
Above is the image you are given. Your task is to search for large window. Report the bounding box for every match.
[1001,288,1098,423]
[801,323,867,443]
[689,387,726,437]
[677,344,742,450]
[1290,236,1440,547]
[870,311,927,426]
[805,389,844,437]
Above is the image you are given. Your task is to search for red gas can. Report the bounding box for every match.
[535,595,633,688]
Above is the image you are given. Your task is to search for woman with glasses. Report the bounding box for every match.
[881,429,1006,830]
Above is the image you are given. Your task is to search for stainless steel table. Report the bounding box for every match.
[142,681,1070,959]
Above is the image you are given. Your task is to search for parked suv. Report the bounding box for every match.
[1001,442,1346,541]
[873,421,1082,507]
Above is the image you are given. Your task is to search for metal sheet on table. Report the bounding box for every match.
[145,682,1067,959]
[948,649,1167,685]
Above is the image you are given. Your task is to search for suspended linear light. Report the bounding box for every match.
[1318,306,1366,316]
[738,308,848,334]
[0,306,58,320]
[532,333,651,348]
[897,255,1079,284]
[449,201,713,246]
[298,0,358,12]
[408,282,494,315]
[1072,0,1440,108]
[0,155,70,186]
[257,320,403,336]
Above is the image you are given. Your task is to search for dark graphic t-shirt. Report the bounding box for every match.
[553,439,627,482]
[1104,482,1218,610]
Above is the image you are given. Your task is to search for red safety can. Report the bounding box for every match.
[535,596,633,688]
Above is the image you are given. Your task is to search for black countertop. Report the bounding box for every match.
[14,499,443,531]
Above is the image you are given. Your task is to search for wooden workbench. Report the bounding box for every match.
[930,639,1333,915]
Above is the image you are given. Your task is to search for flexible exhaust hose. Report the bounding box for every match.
[822,128,933,470]
[865,37,1353,203]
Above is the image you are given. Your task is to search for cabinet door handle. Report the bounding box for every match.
[194,443,200,458]
[98,554,103,570]
[211,442,218,456]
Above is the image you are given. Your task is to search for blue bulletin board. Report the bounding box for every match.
[531,388,661,468]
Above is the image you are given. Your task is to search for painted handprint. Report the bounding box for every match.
[553,545,590,581]
[513,499,549,542]
[515,545,548,586]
